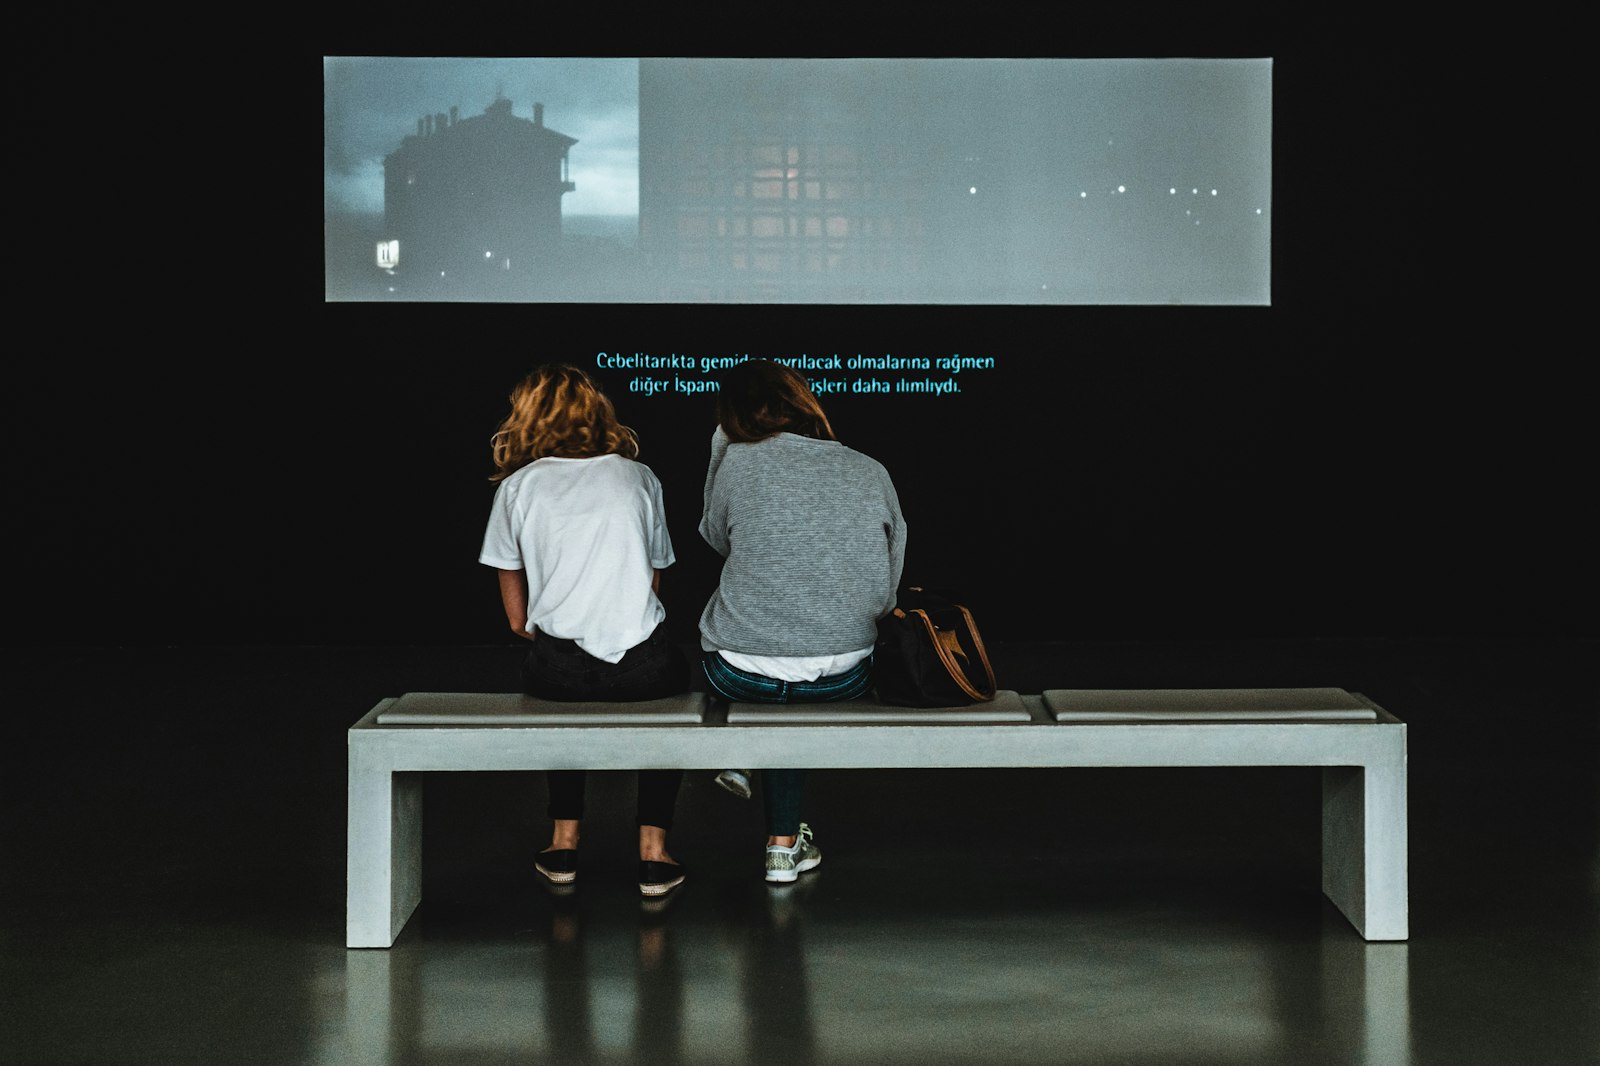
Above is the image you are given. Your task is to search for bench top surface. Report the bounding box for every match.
[1043,687,1377,721]
[376,691,709,725]
[726,689,1032,723]
[365,687,1384,729]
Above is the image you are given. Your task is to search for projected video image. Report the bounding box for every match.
[324,57,1271,306]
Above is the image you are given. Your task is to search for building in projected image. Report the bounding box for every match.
[638,59,1010,304]
[381,96,576,296]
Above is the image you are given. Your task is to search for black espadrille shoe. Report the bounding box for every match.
[638,860,686,897]
[535,848,579,885]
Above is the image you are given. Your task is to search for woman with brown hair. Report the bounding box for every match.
[697,358,906,883]
[479,364,692,897]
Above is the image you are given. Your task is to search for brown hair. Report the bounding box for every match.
[489,364,640,481]
[715,359,837,443]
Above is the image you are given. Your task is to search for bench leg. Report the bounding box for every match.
[348,755,423,949]
[1322,761,1408,940]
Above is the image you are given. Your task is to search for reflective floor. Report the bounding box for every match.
[3,638,1595,1065]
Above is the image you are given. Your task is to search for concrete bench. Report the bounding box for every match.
[348,687,1407,947]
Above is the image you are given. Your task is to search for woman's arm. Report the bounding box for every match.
[884,474,908,613]
[497,568,535,641]
[698,425,733,555]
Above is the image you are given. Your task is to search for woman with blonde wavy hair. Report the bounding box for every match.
[479,364,692,898]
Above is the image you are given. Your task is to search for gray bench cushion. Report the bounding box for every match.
[376,691,708,725]
[1043,687,1377,722]
[726,689,1031,723]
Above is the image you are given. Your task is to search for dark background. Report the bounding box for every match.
[3,25,1596,1066]
[5,22,1589,651]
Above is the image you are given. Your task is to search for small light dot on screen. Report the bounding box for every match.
[1169,188,1176,195]
[1080,191,1087,198]
[1117,185,1125,193]
[969,187,977,195]
[1211,189,1217,196]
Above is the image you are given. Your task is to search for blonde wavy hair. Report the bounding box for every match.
[489,365,640,481]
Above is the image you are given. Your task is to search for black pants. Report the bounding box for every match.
[522,628,691,830]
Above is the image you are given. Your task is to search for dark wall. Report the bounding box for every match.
[8,29,1588,647]
[12,297,1587,648]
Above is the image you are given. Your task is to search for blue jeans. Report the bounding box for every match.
[701,652,873,836]
[525,628,691,830]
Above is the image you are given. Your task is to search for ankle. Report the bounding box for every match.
[548,819,580,851]
[639,826,672,863]
[767,835,797,849]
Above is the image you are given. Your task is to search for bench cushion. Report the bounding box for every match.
[1043,687,1377,722]
[375,691,709,725]
[726,689,1031,723]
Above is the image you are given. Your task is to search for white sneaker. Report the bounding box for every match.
[715,769,753,800]
[765,822,822,883]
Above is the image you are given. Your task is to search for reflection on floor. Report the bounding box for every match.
[333,878,1418,1066]
[2,638,1595,1065]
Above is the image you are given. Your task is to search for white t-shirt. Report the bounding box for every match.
[479,454,675,663]
[718,647,874,682]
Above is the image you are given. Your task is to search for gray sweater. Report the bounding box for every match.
[698,427,906,655]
